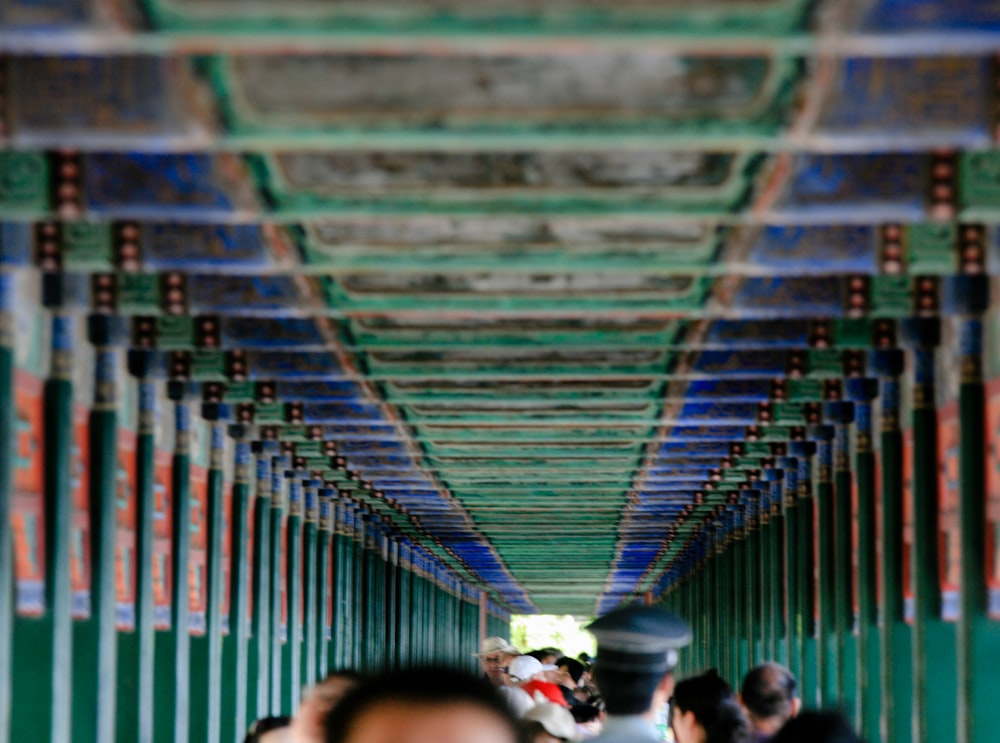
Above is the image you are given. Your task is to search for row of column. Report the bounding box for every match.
[663,312,1000,743]
[0,300,507,743]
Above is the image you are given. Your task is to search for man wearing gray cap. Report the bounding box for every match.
[584,605,692,743]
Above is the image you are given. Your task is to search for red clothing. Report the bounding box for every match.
[521,680,570,707]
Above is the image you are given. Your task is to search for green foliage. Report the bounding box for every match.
[510,615,596,658]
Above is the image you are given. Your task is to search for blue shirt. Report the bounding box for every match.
[591,715,663,743]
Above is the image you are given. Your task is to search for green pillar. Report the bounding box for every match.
[384,536,398,670]
[956,309,1000,743]
[153,396,193,743]
[317,488,334,678]
[767,470,788,667]
[268,456,287,714]
[879,367,913,743]
[792,440,819,708]
[117,369,157,743]
[220,436,252,743]
[911,331,958,743]
[246,444,274,724]
[301,478,320,689]
[0,272,14,743]
[395,542,411,668]
[847,378,881,743]
[190,421,226,743]
[281,470,303,712]
[830,401,859,721]
[780,454,800,678]
[11,308,75,743]
[813,426,838,706]
[72,324,121,743]
[733,505,749,678]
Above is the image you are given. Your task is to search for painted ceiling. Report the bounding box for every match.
[1,0,999,614]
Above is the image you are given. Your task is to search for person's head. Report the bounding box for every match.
[245,716,291,743]
[476,637,521,687]
[585,605,692,717]
[289,671,364,743]
[769,711,861,743]
[324,666,518,743]
[554,658,585,689]
[521,703,578,743]
[739,664,800,734]
[671,671,751,743]
[569,705,604,737]
[508,655,552,685]
[528,649,560,667]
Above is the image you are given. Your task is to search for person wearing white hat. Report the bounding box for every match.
[499,655,560,718]
[474,636,522,688]
[522,703,580,743]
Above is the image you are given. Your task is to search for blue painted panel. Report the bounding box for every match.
[775,154,926,219]
[7,56,180,140]
[221,318,327,349]
[0,0,87,27]
[658,441,731,456]
[750,226,877,273]
[691,350,787,377]
[0,222,32,265]
[733,277,844,316]
[247,351,344,380]
[323,425,399,440]
[661,425,747,441]
[678,401,758,423]
[190,276,301,313]
[338,440,410,454]
[144,225,270,269]
[864,0,1000,31]
[682,379,773,401]
[83,154,240,216]
[273,380,364,400]
[303,401,384,423]
[818,58,991,145]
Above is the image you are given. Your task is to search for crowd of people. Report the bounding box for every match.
[243,606,864,743]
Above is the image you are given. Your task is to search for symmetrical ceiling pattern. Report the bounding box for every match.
[2,0,1000,614]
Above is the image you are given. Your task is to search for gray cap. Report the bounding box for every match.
[585,605,692,674]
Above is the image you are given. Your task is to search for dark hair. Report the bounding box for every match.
[592,665,664,715]
[244,715,291,743]
[571,704,602,724]
[324,665,519,743]
[740,663,797,722]
[770,711,862,743]
[556,657,585,684]
[672,671,751,743]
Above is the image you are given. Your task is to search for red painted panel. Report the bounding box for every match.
[902,429,915,624]
[70,403,91,619]
[937,403,961,621]
[189,465,208,635]
[984,379,1000,618]
[12,371,44,616]
[153,448,173,629]
[116,429,137,630]
[220,479,232,635]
